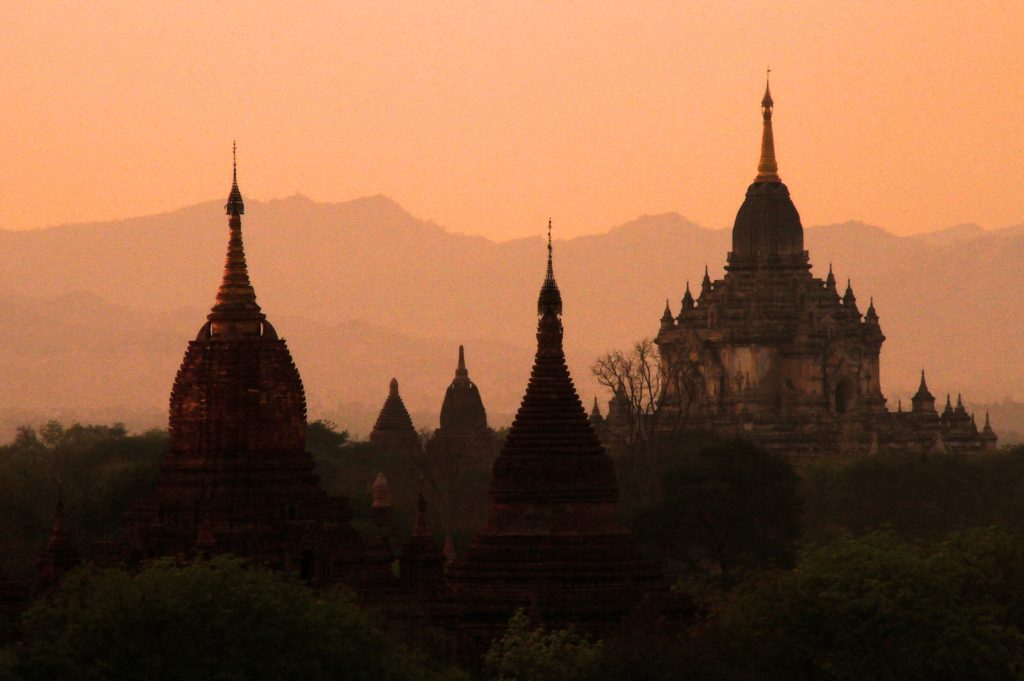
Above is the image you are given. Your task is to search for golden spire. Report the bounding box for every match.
[754,68,781,183]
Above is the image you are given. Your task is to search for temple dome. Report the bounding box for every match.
[728,81,807,267]
[439,346,488,432]
[730,181,805,261]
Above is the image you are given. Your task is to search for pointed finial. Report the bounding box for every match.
[754,73,780,183]
[389,377,399,397]
[453,345,469,382]
[661,299,673,324]
[897,397,903,413]
[226,142,244,215]
[682,280,695,310]
[537,218,562,316]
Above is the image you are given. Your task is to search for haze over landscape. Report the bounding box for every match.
[1,2,1021,440]
[1,194,1021,440]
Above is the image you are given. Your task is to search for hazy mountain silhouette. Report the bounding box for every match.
[0,195,1020,439]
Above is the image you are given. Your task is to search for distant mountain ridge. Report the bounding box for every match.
[0,195,1020,440]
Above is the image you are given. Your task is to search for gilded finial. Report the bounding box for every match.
[754,72,780,183]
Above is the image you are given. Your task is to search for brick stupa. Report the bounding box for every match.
[448,223,665,652]
[123,149,391,588]
[370,378,420,456]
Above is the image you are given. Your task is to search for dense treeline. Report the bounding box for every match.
[5,421,1024,678]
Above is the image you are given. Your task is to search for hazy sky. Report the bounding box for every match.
[2,1,1022,239]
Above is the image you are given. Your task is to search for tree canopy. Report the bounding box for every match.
[8,556,466,681]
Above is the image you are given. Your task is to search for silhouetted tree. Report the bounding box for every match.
[9,556,466,681]
[720,532,1024,681]
[630,440,800,585]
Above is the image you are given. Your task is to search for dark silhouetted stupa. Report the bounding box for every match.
[123,149,392,588]
[370,378,421,456]
[449,223,666,653]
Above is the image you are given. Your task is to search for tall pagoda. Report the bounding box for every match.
[449,223,666,653]
[123,148,391,588]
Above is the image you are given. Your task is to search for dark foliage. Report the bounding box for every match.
[799,450,1024,545]
[717,530,1024,680]
[629,439,801,585]
[0,422,165,580]
[5,556,466,681]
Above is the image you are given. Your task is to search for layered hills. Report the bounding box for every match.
[0,194,1020,440]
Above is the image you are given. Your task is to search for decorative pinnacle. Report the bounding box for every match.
[454,344,469,383]
[754,72,781,183]
[547,217,552,260]
[537,218,563,316]
[209,146,262,326]
[226,141,244,215]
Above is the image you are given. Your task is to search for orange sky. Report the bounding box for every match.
[1,1,1022,239]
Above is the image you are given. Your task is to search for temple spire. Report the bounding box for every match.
[754,70,781,184]
[209,143,263,331]
[454,345,469,384]
[537,219,563,317]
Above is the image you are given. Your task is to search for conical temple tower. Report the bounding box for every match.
[370,378,421,456]
[439,346,488,433]
[449,222,666,654]
[124,148,391,589]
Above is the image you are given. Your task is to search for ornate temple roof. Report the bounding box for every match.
[449,222,667,646]
[168,151,306,454]
[912,370,935,403]
[490,229,617,504]
[207,143,267,337]
[729,78,806,266]
[439,346,488,432]
[130,154,395,591]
